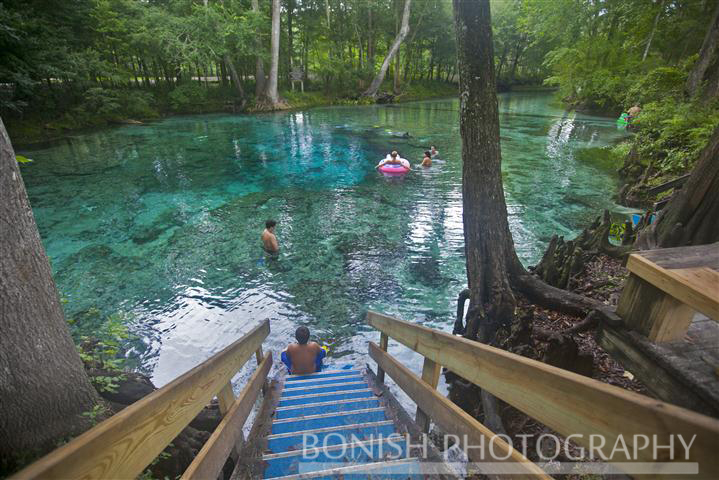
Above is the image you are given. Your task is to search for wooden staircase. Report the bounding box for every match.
[12,310,719,479]
[260,367,430,478]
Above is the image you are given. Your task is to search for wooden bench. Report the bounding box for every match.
[617,243,719,343]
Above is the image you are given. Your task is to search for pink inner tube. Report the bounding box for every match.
[379,163,410,175]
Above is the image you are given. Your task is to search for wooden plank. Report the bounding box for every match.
[645,173,691,196]
[415,356,441,433]
[13,320,270,480]
[255,346,267,394]
[217,382,235,416]
[639,243,719,270]
[376,332,389,384]
[367,311,719,478]
[627,254,719,320]
[182,353,273,480]
[597,325,719,417]
[617,274,695,342]
[368,343,549,479]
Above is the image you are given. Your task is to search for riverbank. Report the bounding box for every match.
[6,81,460,147]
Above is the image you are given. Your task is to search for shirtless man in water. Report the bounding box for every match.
[282,326,327,374]
[261,219,279,254]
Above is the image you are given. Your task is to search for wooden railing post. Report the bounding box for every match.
[255,346,268,394]
[376,332,389,383]
[415,356,441,433]
[217,383,243,459]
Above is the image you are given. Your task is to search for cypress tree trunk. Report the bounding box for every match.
[454,0,520,343]
[0,117,100,471]
[224,54,246,109]
[263,0,281,106]
[685,0,719,101]
[642,0,665,62]
[362,0,411,98]
[252,0,267,98]
[453,0,520,435]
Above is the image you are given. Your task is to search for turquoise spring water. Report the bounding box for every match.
[19,92,631,387]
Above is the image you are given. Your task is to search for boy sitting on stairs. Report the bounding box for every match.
[281,326,328,375]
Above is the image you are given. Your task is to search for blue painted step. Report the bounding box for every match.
[262,437,410,478]
[277,389,374,407]
[271,408,387,435]
[308,459,425,479]
[275,398,380,420]
[267,421,396,453]
[282,374,363,388]
[285,369,361,382]
[280,382,367,398]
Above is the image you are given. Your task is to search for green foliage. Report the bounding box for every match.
[15,154,33,164]
[609,222,626,243]
[69,308,133,391]
[631,99,719,174]
[1,0,459,141]
[168,82,209,112]
[624,66,685,107]
[81,404,110,427]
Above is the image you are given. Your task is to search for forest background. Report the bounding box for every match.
[1,0,717,190]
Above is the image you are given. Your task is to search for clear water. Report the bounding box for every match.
[20,92,630,388]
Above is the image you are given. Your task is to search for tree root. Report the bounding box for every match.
[532,210,632,290]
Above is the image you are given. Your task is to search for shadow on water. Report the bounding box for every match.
[19,92,629,387]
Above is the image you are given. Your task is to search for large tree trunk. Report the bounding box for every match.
[252,0,267,98]
[362,0,411,98]
[368,5,374,68]
[263,0,281,106]
[0,118,100,469]
[685,0,719,101]
[224,54,246,109]
[287,0,294,75]
[636,125,719,249]
[453,0,521,435]
[642,0,665,62]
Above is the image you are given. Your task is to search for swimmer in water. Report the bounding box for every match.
[430,145,439,158]
[261,219,279,254]
[420,150,432,168]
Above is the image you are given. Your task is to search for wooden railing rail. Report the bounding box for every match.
[14,319,271,480]
[369,342,549,479]
[367,311,719,479]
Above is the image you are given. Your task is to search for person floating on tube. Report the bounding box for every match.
[376,150,411,170]
[281,326,329,374]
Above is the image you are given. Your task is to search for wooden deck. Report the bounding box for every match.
[618,243,718,342]
[599,315,719,417]
[604,243,719,416]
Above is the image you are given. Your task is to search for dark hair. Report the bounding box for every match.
[266,219,277,229]
[295,326,310,345]
[424,151,431,157]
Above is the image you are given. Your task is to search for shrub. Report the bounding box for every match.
[168,82,208,112]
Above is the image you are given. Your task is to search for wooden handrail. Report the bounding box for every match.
[367,311,719,478]
[13,319,271,480]
[182,352,273,479]
[369,342,550,479]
